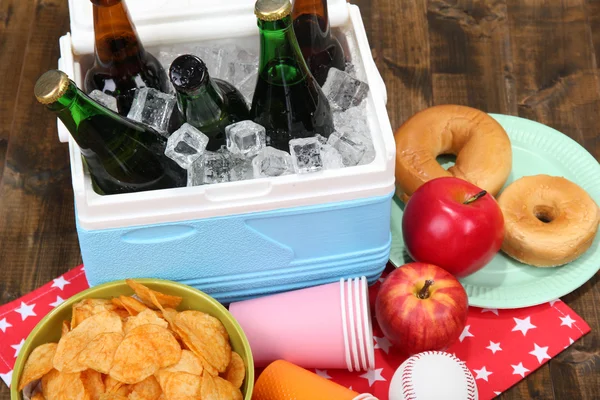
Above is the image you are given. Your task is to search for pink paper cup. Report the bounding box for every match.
[229,277,372,370]
[343,276,375,372]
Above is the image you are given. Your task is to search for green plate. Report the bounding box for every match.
[11,279,254,400]
[390,114,600,309]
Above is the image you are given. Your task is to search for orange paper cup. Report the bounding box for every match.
[253,360,378,400]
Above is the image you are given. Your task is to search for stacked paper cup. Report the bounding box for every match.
[229,276,375,371]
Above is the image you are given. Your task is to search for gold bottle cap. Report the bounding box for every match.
[34,70,70,105]
[255,0,292,21]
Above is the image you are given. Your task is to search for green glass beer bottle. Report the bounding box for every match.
[292,0,346,86]
[84,0,170,116]
[169,55,250,151]
[251,0,334,152]
[35,70,187,195]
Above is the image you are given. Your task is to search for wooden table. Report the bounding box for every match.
[0,0,598,398]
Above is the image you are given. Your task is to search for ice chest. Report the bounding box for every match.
[57,0,396,303]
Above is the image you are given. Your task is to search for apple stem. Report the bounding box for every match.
[417,280,435,299]
[464,190,487,205]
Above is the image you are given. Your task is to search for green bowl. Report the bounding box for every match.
[10,279,254,399]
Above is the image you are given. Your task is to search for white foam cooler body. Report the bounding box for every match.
[58,0,396,303]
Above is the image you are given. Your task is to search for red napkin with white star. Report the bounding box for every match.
[0,265,591,400]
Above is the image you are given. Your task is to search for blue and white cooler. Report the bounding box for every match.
[56,0,397,303]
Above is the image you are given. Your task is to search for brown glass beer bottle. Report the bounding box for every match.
[84,0,170,116]
[292,0,346,86]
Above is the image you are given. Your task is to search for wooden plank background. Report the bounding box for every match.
[0,0,598,398]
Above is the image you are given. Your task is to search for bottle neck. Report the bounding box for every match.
[257,15,310,85]
[92,0,146,66]
[292,0,330,34]
[175,77,225,128]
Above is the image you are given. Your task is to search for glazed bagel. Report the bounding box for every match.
[498,175,600,267]
[394,105,512,202]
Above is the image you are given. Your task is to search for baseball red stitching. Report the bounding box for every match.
[400,351,477,400]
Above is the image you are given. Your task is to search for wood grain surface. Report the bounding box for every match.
[0,0,598,399]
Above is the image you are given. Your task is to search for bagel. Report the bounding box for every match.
[394,105,512,202]
[498,175,599,267]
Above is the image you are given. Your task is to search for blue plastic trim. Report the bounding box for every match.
[77,191,394,303]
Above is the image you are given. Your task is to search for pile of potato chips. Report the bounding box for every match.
[18,279,246,400]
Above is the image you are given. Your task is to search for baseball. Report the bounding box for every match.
[388,351,478,400]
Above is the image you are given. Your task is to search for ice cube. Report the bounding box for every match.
[230,156,255,182]
[252,147,294,178]
[165,123,210,169]
[89,90,119,113]
[202,151,231,184]
[225,120,266,157]
[327,131,367,166]
[322,68,370,111]
[187,158,204,187]
[289,137,323,174]
[315,134,328,145]
[127,88,176,135]
[321,144,344,170]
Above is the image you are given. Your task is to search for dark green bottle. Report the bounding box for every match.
[169,55,250,152]
[251,0,334,152]
[35,70,187,195]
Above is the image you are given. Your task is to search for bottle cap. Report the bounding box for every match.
[169,54,209,93]
[255,0,292,22]
[34,70,70,105]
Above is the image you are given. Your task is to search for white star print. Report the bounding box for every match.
[511,362,530,378]
[0,370,12,385]
[529,343,551,364]
[374,336,392,353]
[50,296,65,308]
[564,338,575,349]
[377,277,386,283]
[315,369,331,379]
[512,316,536,336]
[493,392,502,396]
[459,325,474,342]
[0,318,12,333]
[486,341,502,354]
[14,302,37,321]
[481,308,499,316]
[359,368,386,386]
[473,366,493,381]
[560,315,576,328]
[11,339,25,358]
[52,276,70,290]
[549,299,559,307]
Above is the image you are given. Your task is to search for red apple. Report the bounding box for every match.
[375,262,468,355]
[402,177,505,278]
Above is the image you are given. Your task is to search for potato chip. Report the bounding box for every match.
[201,373,241,400]
[18,342,58,390]
[157,371,201,400]
[31,393,45,400]
[99,394,129,400]
[117,295,149,316]
[42,369,87,400]
[109,331,161,384]
[71,298,119,329]
[104,375,131,396]
[128,324,182,368]
[126,279,182,310]
[81,369,105,400]
[53,311,123,373]
[124,309,168,334]
[160,350,203,375]
[222,351,245,389]
[77,332,123,374]
[128,375,163,400]
[61,321,70,338]
[174,311,231,373]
